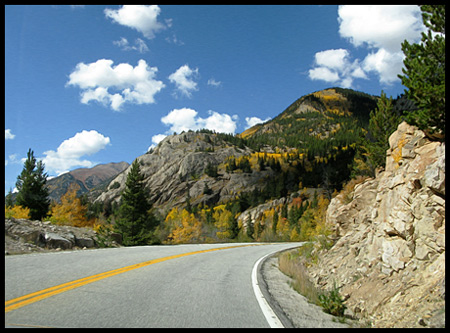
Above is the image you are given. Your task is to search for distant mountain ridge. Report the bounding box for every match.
[46,161,129,203]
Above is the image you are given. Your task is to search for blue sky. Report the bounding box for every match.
[5,5,425,194]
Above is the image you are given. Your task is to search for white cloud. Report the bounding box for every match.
[314,49,349,71]
[362,48,406,85]
[5,129,15,140]
[113,37,149,53]
[200,111,238,134]
[161,108,199,133]
[309,67,340,83]
[148,134,167,151]
[161,108,238,134]
[152,134,167,145]
[168,65,199,98]
[67,59,165,111]
[308,49,366,87]
[207,78,222,87]
[338,5,424,52]
[338,5,424,85]
[245,116,271,129]
[104,5,165,39]
[309,5,424,87]
[42,130,111,175]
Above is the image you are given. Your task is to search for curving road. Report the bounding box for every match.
[5,242,302,328]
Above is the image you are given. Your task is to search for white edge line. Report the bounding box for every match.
[252,252,285,328]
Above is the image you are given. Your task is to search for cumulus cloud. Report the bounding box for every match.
[245,116,271,129]
[168,65,199,98]
[67,59,165,111]
[42,130,111,175]
[309,49,366,88]
[338,5,424,52]
[362,48,406,85]
[113,37,149,53]
[5,129,15,140]
[161,108,238,134]
[338,5,424,85]
[309,5,424,87]
[104,5,165,39]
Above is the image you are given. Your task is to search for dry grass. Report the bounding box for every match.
[278,249,320,306]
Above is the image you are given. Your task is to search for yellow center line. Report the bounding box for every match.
[5,244,260,313]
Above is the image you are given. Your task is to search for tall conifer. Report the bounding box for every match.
[114,160,158,245]
[15,149,50,220]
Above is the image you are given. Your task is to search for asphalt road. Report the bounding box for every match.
[5,242,302,328]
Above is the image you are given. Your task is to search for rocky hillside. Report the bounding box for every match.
[307,122,445,328]
[96,88,379,215]
[46,161,129,202]
[241,87,377,148]
[95,131,272,211]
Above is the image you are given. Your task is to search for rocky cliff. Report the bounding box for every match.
[95,131,273,212]
[307,122,445,327]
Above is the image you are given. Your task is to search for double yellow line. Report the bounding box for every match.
[5,244,258,313]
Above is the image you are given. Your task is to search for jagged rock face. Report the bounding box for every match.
[95,131,272,212]
[310,122,445,328]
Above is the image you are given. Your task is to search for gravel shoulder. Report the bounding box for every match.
[261,254,350,328]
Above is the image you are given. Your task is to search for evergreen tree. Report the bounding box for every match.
[5,188,14,208]
[15,149,50,220]
[367,92,401,170]
[114,160,158,246]
[399,5,445,139]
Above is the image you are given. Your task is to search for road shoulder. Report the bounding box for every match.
[260,254,349,328]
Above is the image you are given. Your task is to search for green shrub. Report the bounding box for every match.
[318,281,347,317]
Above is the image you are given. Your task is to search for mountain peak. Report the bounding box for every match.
[46,161,129,203]
[240,87,378,148]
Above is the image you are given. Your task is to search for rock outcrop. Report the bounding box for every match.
[5,218,100,254]
[307,122,445,328]
[95,131,274,213]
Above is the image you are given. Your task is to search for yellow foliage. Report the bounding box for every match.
[276,217,290,239]
[165,207,180,223]
[391,135,407,168]
[298,194,331,241]
[214,209,235,239]
[213,204,227,212]
[167,208,203,244]
[50,187,95,227]
[289,227,301,242]
[5,205,30,219]
[239,124,262,138]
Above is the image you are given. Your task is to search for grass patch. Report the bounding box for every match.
[278,249,320,306]
[278,247,346,319]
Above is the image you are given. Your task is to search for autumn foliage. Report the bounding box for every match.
[49,186,96,227]
[5,205,31,219]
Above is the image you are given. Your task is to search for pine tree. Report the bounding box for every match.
[5,188,14,208]
[367,92,401,170]
[114,160,158,246]
[15,149,50,220]
[399,5,445,139]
